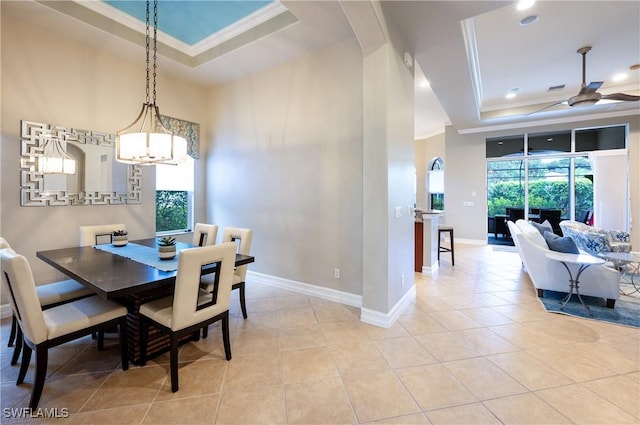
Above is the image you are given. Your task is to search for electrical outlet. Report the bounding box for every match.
[401,274,405,286]
[334,268,340,279]
[395,206,402,218]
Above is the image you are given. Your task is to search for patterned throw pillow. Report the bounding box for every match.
[544,231,579,254]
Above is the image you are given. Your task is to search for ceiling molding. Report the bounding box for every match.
[80,1,290,57]
[458,108,640,135]
[339,0,387,54]
[461,17,483,115]
[39,0,298,69]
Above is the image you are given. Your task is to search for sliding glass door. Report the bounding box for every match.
[485,124,626,245]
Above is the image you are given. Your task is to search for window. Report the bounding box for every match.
[156,157,194,234]
[428,157,444,211]
[486,124,627,242]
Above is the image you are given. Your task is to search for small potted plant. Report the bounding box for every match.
[112,229,128,247]
[157,236,177,260]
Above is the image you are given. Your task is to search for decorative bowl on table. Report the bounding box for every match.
[112,230,128,247]
[157,236,177,260]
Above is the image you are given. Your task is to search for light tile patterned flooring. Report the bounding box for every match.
[1,244,639,424]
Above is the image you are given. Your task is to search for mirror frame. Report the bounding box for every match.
[20,120,142,206]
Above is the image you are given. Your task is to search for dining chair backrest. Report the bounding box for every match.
[221,227,253,281]
[171,242,236,330]
[507,208,525,222]
[192,223,218,247]
[1,249,47,345]
[79,224,126,246]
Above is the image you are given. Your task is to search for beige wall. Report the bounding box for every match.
[362,39,415,314]
[206,38,365,296]
[443,115,640,246]
[0,10,209,286]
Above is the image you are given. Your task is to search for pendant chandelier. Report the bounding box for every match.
[39,134,76,175]
[116,0,187,165]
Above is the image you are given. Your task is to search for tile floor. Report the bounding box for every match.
[1,244,638,424]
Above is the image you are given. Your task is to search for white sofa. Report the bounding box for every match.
[508,219,620,308]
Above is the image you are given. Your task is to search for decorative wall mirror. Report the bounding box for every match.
[20,120,142,206]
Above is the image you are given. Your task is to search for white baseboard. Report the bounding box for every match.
[247,271,362,308]
[361,284,416,328]
[422,261,439,275]
[247,271,415,328]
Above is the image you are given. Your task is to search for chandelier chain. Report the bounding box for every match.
[152,0,157,105]
[145,0,150,104]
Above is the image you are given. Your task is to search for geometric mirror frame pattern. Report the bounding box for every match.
[20,120,142,206]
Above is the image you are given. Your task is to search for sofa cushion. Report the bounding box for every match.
[530,220,553,237]
[544,231,579,254]
[516,220,547,249]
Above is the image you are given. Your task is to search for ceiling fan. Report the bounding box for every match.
[532,46,640,114]
[568,46,639,107]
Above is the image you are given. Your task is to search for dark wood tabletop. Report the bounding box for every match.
[36,238,255,300]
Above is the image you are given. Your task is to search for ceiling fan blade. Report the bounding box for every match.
[601,93,640,102]
[527,101,567,115]
[578,81,603,95]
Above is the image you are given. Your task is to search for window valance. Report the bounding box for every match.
[157,116,200,159]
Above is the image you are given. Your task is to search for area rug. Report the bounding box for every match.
[538,289,640,328]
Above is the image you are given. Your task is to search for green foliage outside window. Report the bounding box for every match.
[431,194,444,210]
[487,178,593,218]
[156,190,188,232]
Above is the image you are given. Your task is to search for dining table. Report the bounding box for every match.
[37,238,255,364]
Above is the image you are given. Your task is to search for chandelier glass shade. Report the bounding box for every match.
[116,103,187,165]
[115,0,187,165]
[38,135,76,175]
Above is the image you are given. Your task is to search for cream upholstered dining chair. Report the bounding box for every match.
[201,227,252,339]
[1,238,93,366]
[138,242,236,393]
[192,223,218,247]
[79,223,126,246]
[79,225,127,346]
[1,249,129,409]
[222,227,253,319]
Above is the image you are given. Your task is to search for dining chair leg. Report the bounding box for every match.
[17,344,32,385]
[29,345,48,409]
[222,312,232,361]
[169,335,179,393]
[97,331,105,351]
[139,319,149,367]
[118,319,129,371]
[11,327,23,365]
[8,315,17,347]
[201,325,209,339]
[237,282,248,319]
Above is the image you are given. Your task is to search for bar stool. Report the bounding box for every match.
[438,225,455,265]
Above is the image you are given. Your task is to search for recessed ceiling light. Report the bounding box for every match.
[612,73,628,82]
[505,93,517,99]
[420,79,430,88]
[517,0,535,11]
[520,15,539,25]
